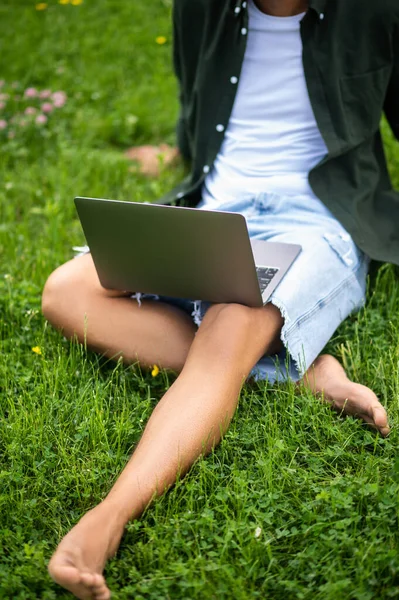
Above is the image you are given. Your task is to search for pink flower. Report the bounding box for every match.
[0,93,9,101]
[0,102,5,110]
[36,114,47,125]
[19,119,27,127]
[0,119,7,129]
[25,106,37,115]
[41,102,53,113]
[24,87,38,98]
[52,90,67,107]
[39,89,52,99]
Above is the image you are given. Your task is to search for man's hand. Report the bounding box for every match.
[125,144,179,177]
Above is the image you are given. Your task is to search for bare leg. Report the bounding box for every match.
[48,302,284,600]
[300,354,390,436]
[44,255,389,600]
[42,253,196,371]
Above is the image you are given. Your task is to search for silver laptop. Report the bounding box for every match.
[74,197,301,308]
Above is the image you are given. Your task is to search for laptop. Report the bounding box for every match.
[74,197,301,308]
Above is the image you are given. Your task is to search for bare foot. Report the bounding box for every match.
[125,144,179,177]
[300,354,390,437]
[48,502,125,599]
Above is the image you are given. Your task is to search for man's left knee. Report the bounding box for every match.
[205,302,255,330]
[205,302,282,336]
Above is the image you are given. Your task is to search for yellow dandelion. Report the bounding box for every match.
[71,0,83,5]
[151,364,160,377]
[156,36,167,45]
[59,0,70,4]
[35,2,48,9]
[32,346,42,355]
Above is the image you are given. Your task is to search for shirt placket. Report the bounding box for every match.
[175,0,249,204]
[201,1,249,182]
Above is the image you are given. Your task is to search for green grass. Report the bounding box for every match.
[1,1,399,598]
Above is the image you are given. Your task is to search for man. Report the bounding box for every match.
[43,0,398,597]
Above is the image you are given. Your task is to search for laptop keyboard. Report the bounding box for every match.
[256,266,279,293]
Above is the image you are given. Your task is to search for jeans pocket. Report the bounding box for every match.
[323,231,364,271]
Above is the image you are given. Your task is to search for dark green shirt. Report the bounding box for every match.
[159,0,399,265]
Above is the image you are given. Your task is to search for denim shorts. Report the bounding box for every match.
[76,192,369,383]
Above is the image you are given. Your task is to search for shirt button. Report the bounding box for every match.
[242,1,247,7]
[241,27,247,35]
[216,124,225,132]
[319,12,325,20]
[230,76,238,84]
[234,6,241,14]
[203,165,210,174]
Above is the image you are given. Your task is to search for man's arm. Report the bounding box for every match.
[384,22,399,140]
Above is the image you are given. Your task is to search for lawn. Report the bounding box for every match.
[1,1,399,599]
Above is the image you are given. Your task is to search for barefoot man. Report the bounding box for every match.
[43,0,398,597]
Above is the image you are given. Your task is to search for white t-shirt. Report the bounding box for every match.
[201,0,328,206]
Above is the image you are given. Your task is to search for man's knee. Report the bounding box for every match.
[42,262,77,324]
[206,302,281,328]
[203,302,283,354]
[203,303,258,334]
[42,254,125,326]
[42,256,98,325]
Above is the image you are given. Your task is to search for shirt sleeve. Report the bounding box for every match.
[172,2,192,162]
[384,21,399,140]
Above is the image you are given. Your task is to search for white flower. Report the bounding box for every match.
[254,527,262,539]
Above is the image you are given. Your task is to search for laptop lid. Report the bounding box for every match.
[75,197,266,307]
